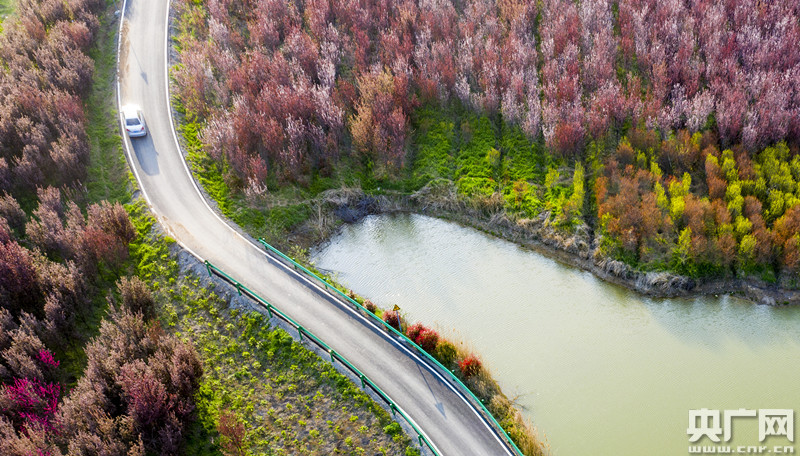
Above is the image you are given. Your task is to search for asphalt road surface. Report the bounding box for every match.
[117,0,518,454]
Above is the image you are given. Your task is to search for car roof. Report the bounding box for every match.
[122,106,140,120]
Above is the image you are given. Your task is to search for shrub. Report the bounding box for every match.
[415,329,439,353]
[405,322,425,341]
[383,422,401,437]
[458,355,482,379]
[117,276,155,321]
[456,177,496,198]
[382,311,401,331]
[218,409,247,456]
[363,299,377,313]
[434,341,458,367]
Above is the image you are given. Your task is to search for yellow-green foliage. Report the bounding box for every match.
[600,137,800,280]
[485,147,501,175]
[455,115,497,180]
[412,107,456,184]
[672,227,693,274]
[412,106,578,228]
[544,167,559,190]
[457,176,497,198]
[654,182,668,210]
[721,149,738,182]
[567,163,585,214]
[0,0,14,24]
[503,180,542,218]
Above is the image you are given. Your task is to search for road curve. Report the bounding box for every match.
[116,0,517,454]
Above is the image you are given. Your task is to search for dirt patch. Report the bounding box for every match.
[118,20,130,84]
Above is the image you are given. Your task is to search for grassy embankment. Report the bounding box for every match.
[81,6,419,455]
[125,201,419,455]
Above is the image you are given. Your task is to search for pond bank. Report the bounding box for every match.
[308,185,800,306]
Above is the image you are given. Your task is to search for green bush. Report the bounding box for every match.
[456,177,496,198]
[412,107,456,185]
[434,341,458,367]
[502,180,542,218]
[383,422,402,437]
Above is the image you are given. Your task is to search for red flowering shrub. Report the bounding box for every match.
[458,355,482,379]
[37,350,59,368]
[4,377,61,434]
[416,329,439,353]
[3,350,62,435]
[404,323,439,352]
[405,322,425,342]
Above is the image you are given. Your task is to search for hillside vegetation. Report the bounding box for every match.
[0,0,204,452]
[173,0,800,285]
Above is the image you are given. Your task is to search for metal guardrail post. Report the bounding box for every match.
[204,260,212,276]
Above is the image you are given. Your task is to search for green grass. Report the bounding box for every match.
[500,122,548,183]
[410,105,456,186]
[408,105,580,225]
[0,0,14,26]
[453,114,497,180]
[86,9,132,205]
[175,296,418,455]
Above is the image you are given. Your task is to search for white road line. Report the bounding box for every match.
[116,0,204,262]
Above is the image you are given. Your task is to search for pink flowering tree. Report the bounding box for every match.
[2,350,62,436]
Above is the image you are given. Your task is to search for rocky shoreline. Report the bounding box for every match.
[311,184,800,306]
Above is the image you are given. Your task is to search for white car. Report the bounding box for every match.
[122,106,146,137]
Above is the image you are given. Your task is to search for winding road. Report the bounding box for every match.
[116,0,518,454]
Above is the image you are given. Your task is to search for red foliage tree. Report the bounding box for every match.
[116,276,155,321]
[0,241,41,315]
[218,410,247,456]
[83,201,136,267]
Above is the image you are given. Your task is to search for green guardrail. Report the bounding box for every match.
[256,239,525,456]
[203,260,438,455]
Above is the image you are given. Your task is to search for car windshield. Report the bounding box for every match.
[126,118,140,126]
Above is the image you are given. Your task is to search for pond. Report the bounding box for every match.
[311,213,800,455]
